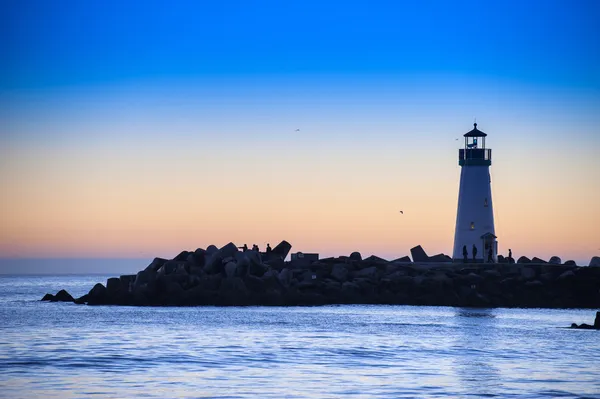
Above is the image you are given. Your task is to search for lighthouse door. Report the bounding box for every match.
[481,232,497,263]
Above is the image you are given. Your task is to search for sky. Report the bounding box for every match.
[1,0,599,272]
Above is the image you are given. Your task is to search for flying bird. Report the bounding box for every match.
[295,129,300,132]
[399,211,404,214]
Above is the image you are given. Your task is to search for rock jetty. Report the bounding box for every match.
[42,241,600,308]
[570,311,600,330]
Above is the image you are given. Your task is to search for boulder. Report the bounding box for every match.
[145,257,167,272]
[261,269,282,291]
[362,255,388,265]
[87,283,107,304]
[595,311,600,329]
[331,264,349,282]
[392,256,412,263]
[410,245,429,262]
[187,249,206,268]
[520,267,536,280]
[549,256,561,265]
[278,268,292,288]
[41,293,54,301]
[119,275,136,292]
[497,254,506,263]
[244,275,265,292]
[220,277,247,295]
[428,253,452,263]
[224,262,237,278]
[53,289,74,302]
[349,252,362,261]
[525,280,543,288]
[173,251,191,261]
[206,245,219,256]
[248,260,268,277]
[220,242,239,259]
[355,266,378,279]
[558,270,575,280]
[531,257,547,264]
[589,257,600,267]
[133,269,156,290]
[272,240,292,260]
[106,278,122,296]
[564,260,577,266]
[517,256,531,264]
[264,257,285,271]
[158,260,184,275]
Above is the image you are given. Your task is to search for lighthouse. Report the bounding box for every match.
[452,123,497,262]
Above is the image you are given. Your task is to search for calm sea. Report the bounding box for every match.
[0,274,599,399]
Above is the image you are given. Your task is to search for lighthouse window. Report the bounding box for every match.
[484,198,488,207]
[470,222,475,230]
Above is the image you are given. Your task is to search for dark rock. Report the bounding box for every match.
[521,267,536,280]
[428,253,452,262]
[173,250,191,261]
[571,313,600,330]
[264,257,285,271]
[272,240,292,260]
[41,293,54,301]
[248,261,268,278]
[410,245,428,262]
[497,254,506,263]
[106,277,122,296]
[87,283,107,305]
[525,280,543,287]
[590,256,600,267]
[278,268,292,288]
[531,257,547,264]
[362,255,388,265]
[517,256,531,264]
[220,242,239,259]
[48,289,74,302]
[158,260,185,275]
[392,256,412,263]
[187,248,206,268]
[74,294,88,305]
[224,262,237,278]
[133,269,156,290]
[349,252,362,261]
[119,275,136,292]
[549,256,561,265]
[355,266,378,279]
[244,275,265,292]
[564,260,577,266]
[331,264,349,282]
[558,270,575,280]
[145,257,167,272]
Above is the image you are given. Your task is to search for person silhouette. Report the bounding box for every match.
[488,247,493,263]
[508,249,513,264]
[463,245,468,263]
[266,243,272,253]
[472,244,478,262]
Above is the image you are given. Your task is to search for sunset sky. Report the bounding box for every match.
[1,0,599,268]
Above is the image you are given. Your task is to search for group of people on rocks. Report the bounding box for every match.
[238,243,272,253]
[462,245,513,263]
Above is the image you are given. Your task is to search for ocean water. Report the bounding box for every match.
[0,275,599,399]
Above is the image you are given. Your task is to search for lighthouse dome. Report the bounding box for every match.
[463,123,487,137]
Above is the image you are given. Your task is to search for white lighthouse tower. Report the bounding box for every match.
[452,123,497,262]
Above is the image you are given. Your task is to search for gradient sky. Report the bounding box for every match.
[1,0,599,269]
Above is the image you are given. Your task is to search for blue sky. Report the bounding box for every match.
[1,0,599,268]
[2,0,599,90]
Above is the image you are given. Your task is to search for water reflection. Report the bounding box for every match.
[452,308,503,396]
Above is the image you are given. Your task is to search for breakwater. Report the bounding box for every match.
[43,241,600,308]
